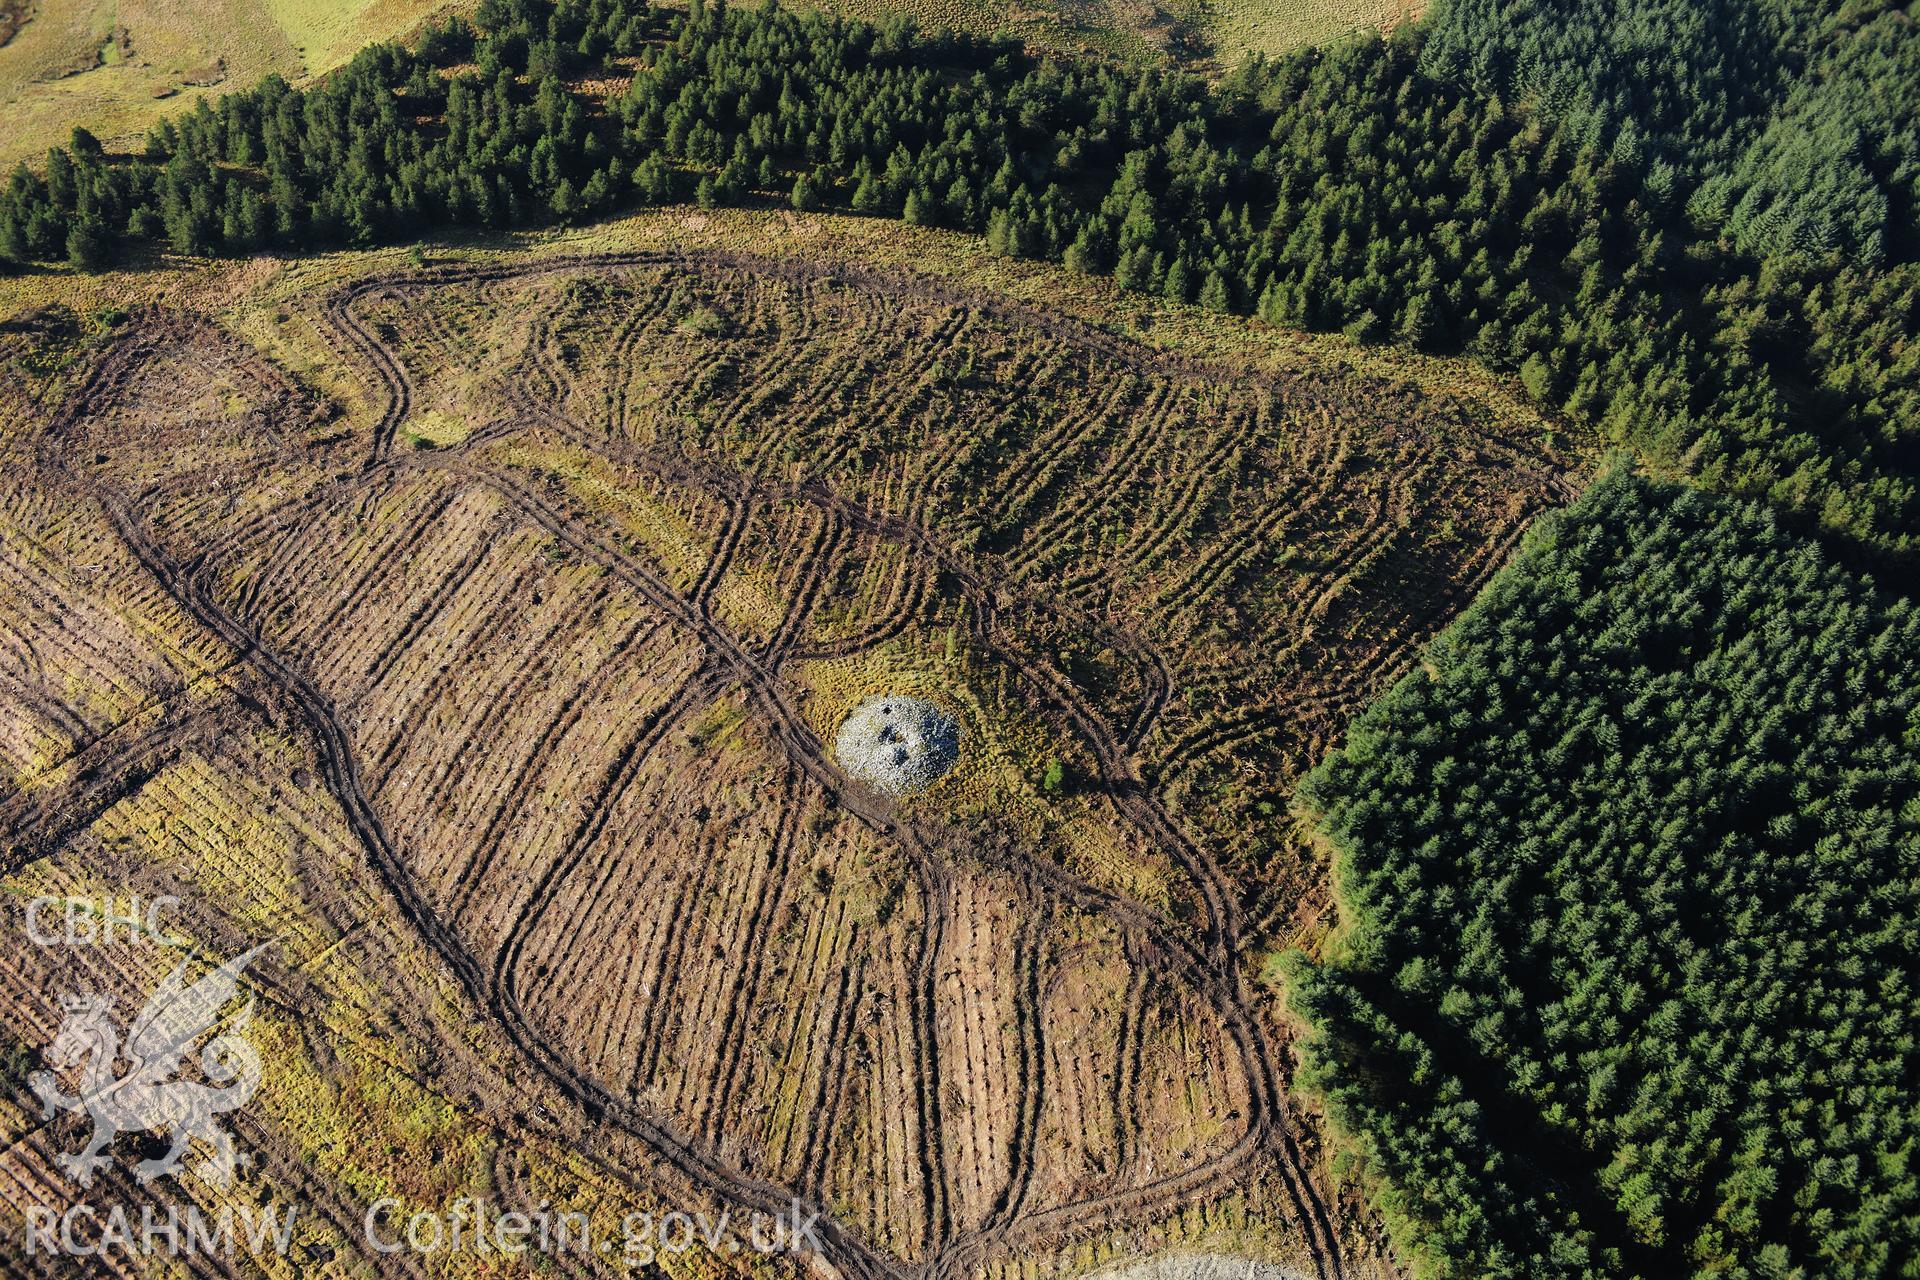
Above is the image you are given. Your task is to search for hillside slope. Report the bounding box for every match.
[0,0,455,168]
[0,211,1577,1276]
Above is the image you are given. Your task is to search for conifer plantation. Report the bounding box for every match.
[1291,474,1920,1279]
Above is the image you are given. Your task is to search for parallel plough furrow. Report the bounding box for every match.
[787,549,934,662]
[1149,427,1351,625]
[0,702,234,872]
[1092,397,1257,589]
[702,768,804,1136]
[344,502,517,700]
[693,489,753,614]
[980,365,1140,531]
[764,507,847,666]
[427,347,1339,1274]
[800,950,869,1196]
[443,377,1336,1280]
[1112,933,1153,1179]
[358,544,553,781]
[1000,383,1185,579]
[12,247,1574,1280]
[496,672,718,1020]
[445,610,670,924]
[269,483,467,653]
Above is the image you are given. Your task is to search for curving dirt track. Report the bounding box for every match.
[0,246,1575,1280]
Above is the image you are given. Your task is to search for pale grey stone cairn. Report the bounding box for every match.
[834,696,960,795]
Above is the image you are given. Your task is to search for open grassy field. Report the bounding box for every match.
[0,0,455,170]
[804,0,1420,66]
[1198,0,1418,61]
[0,210,1581,1277]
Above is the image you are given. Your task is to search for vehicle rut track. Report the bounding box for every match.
[0,580,120,747]
[40,370,913,1280]
[311,301,1320,1274]
[445,610,668,924]
[207,478,362,626]
[738,307,906,476]
[404,340,1340,1278]
[1151,434,1350,623]
[383,337,1341,1276]
[8,243,1519,1277]
[1109,929,1152,1181]
[899,335,1053,530]
[0,701,234,871]
[0,664,91,753]
[322,281,416,464]
[703,768,804,1135]
[907,845,955,1254]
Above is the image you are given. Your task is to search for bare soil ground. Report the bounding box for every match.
[0,225,1575,1279]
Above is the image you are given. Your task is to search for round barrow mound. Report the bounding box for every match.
[834,696,960,795]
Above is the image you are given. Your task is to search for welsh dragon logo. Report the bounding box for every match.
[29,946,266,1189]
